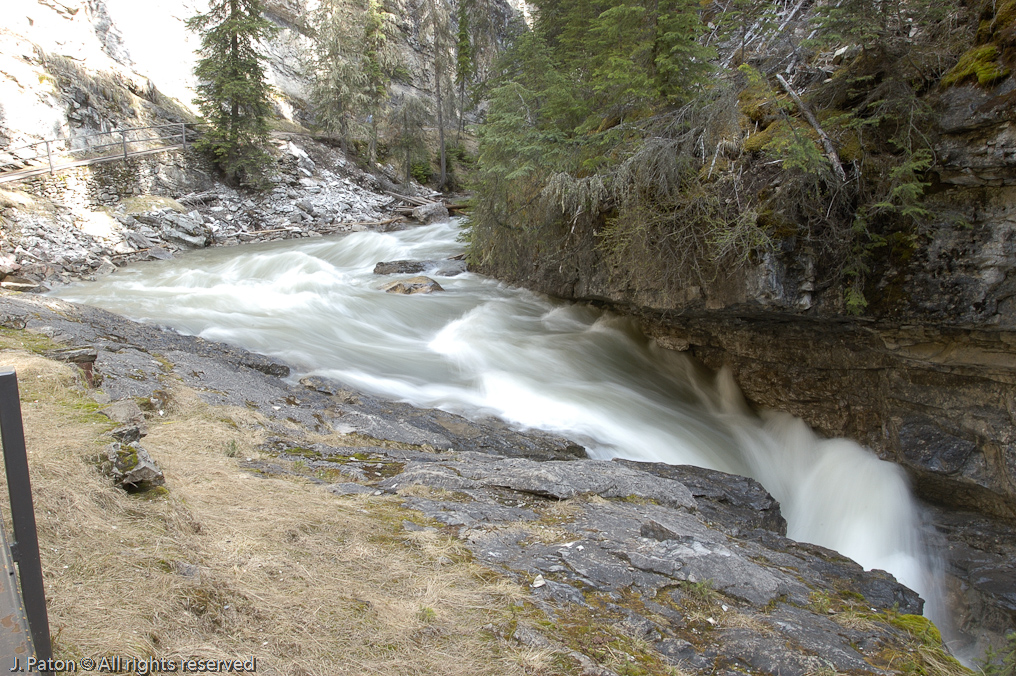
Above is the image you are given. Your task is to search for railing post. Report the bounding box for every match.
[121,130,127,159]
[0,372,53,670]
[45,141,53,176]
[181,122,186,146]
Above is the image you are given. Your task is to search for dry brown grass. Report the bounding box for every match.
[0,347,550,675]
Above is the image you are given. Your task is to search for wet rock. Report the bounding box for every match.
[373,259,468,276]
[382,276,444,294]
[411,202,449,224]
[373,260,427,275]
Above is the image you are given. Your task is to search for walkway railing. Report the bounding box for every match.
[0,371,52,673]
[0,122,206,185]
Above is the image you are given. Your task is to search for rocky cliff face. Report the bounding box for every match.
[0,0,520,151]
[478,81,1016,528]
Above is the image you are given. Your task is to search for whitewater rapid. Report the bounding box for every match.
[55,220,944,624]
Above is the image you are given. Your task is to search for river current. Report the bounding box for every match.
[55,220,945,626]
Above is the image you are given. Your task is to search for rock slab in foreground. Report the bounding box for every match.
[379,452,929,675]
[0,290,960,675]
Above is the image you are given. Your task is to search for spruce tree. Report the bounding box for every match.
[455,0,475,140]
[362,0,398,166]
[387,95,432,186]
[422,0,454,190]
[187,0,277,186]
[309,0,367,157]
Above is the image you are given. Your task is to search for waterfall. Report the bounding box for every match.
[55,219,945,629]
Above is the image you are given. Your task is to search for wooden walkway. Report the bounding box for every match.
[0,144,185,185]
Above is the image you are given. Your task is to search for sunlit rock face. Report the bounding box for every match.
[0,0,522,150]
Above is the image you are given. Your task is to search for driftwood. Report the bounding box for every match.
[175,190,219,206]
[776,74,847,182]
[384,190,441,207]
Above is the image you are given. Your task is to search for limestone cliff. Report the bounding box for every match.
[0,0,521,149]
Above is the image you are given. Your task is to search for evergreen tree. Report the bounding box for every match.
[455,0,475,140]
[309,0,367,157]
[421,0,455,190]
[362,0,399,166]
[187,0,277,186]
[387,95,432,186]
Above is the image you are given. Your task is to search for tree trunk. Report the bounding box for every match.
[370,114,378,166]
[404,109,411,185]
[457,78,466,143]
[436,65,446,191]
[229,0,240,171]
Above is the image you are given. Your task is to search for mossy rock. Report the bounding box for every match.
[942,45,1011,88]
[890,613,943,646]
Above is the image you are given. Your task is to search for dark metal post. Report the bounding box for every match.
[121,130,127,159]
[44,141,53,176]
[0,372,53,667]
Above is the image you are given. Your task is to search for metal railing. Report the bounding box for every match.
[0,371,52,673]
[0,122,206,179]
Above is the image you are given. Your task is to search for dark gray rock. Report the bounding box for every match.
[374,260,427,275]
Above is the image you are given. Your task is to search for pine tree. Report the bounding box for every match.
[187,0,277,186]
[309,0,367,157]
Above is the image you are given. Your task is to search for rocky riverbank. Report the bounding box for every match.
[0,289,969,675]
[0,135,432,292]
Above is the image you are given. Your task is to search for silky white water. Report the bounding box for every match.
[56,220,944,623]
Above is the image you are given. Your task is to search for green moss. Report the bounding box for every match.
[743,121,783,153]
[891,614,943,646]
[942,45,1011,88]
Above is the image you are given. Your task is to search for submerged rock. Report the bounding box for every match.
[382,276,444,294]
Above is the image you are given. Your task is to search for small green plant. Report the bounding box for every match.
[410,161,433,184]
[224,439,240,458]
[981,632,1016,676]
[684,578,717,601]
[418,606,437,623]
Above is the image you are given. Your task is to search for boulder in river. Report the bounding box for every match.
[382,276,444,295]
[374,260,427,275]
[411,202,449,224]
[374,259,468,276]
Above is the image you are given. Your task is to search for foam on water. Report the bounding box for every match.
[55,220,946,628]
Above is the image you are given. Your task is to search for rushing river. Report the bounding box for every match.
[55,220,945,625]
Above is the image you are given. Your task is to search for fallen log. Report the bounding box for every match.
[776,74,846,182]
